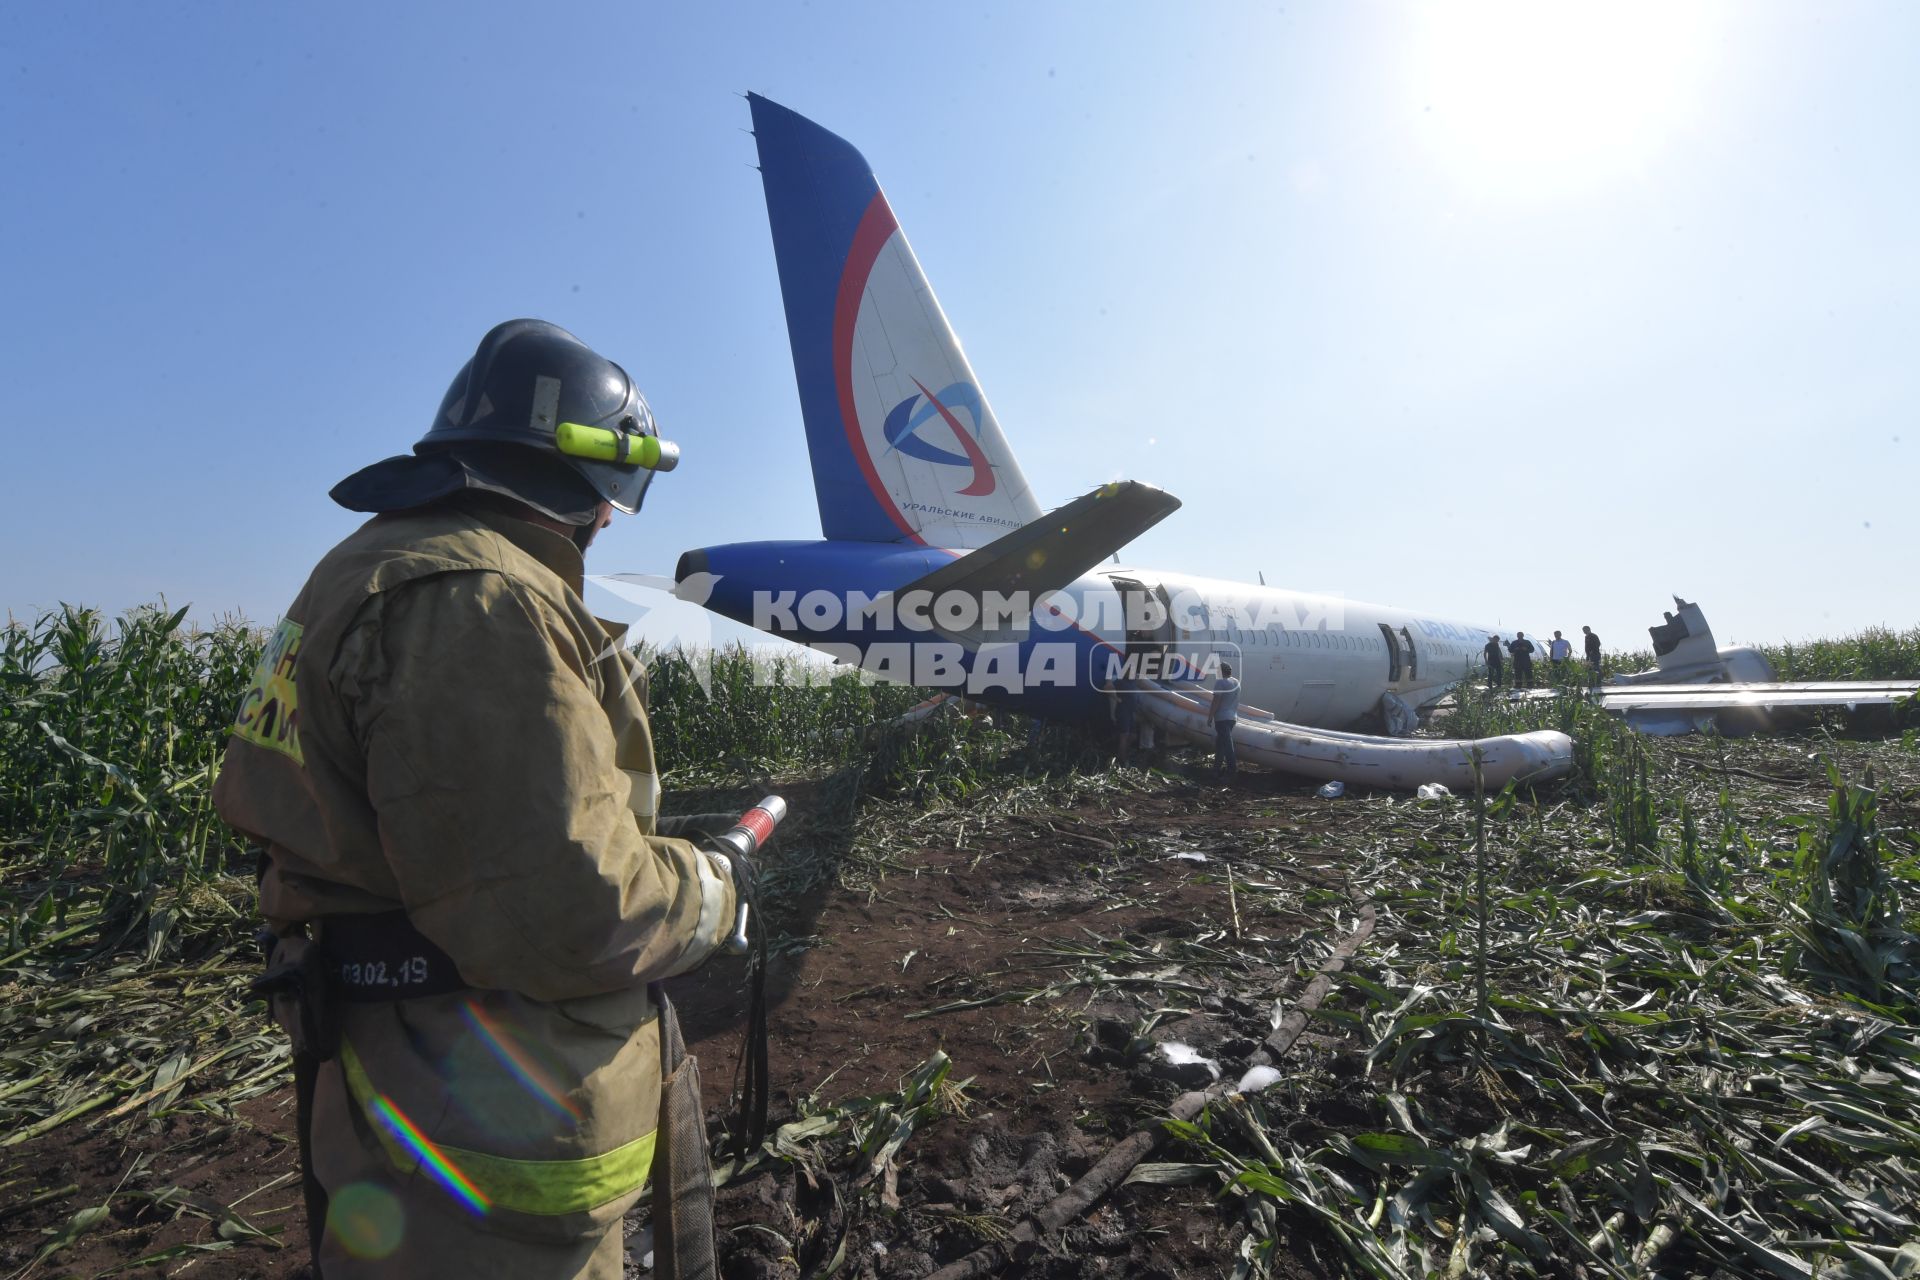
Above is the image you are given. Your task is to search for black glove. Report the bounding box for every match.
[653,812,737,843]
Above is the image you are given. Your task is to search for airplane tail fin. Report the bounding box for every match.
[748,94,1043,548]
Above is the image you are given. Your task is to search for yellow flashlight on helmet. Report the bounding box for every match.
[554,421,681,472]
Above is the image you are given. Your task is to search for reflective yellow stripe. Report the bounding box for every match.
[339,1039,655,1216]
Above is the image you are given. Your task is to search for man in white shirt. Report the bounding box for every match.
[1548,630,1574,679]
[1209,662,1241,778]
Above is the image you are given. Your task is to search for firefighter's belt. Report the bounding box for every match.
[316,909,468,1002]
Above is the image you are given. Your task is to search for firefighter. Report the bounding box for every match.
[215,319,739,1278]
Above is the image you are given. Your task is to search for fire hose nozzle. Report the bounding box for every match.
[719,796,785,953]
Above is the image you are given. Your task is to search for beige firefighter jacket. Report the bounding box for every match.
[213,499,734,1242]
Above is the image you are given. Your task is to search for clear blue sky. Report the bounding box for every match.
[3,1,1914,651]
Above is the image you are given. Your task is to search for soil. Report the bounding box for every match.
[674,770,1342,1280]
[0,763,1402,1279]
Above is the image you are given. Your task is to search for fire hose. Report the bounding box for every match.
[653,796,784,1280]
[714,796,782,1154]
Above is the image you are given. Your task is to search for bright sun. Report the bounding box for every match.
[1410,1,1725,200]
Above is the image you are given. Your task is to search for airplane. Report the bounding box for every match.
[671,95,1572,789]
[1563,597,1919,736]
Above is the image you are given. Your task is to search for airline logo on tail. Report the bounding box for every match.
[753,92,1042,545]
[882,379,996,496]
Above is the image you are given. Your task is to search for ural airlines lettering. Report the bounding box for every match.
[1418,619,1480,642]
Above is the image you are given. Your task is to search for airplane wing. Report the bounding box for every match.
[1504,679,1918,736]
[889,480,1180,649]
[1598,681,1919,713]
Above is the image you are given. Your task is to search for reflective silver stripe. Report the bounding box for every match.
[665,851,733,975]
[530,375,562,432]
[622,768,660,820]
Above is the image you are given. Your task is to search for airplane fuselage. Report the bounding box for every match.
[679,541,1503,731]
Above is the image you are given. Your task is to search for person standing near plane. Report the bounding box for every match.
[1107,674,1139,766]
[1548,630,1574,680]
[214,320,740,1279]
[1483,635,1504,691]
[1507,632,1537,688]
[1209,662,1240,778]
[1583,626,1603,684]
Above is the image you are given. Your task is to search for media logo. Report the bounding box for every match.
[881,378,996,496]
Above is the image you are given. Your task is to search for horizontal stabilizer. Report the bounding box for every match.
[891,481,1180,649]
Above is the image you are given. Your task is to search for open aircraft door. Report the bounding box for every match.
[1112,578,1176,666]
[1378,623,1422,687]
[1379,623,1405,684]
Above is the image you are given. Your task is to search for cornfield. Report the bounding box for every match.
[1765,625,1920,681]
[4,603,1918,1277]
[0,604,1038,960]
[1,605,258,958]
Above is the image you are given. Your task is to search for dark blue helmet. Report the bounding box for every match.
[333,319,670,523]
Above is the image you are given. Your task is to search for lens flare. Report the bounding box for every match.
[460,1000,583,1122]
[369,1095,491,1216]
[326,1181,405,1259]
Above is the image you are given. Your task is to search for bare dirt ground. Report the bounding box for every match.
[675,769,1345,1280]
[13,727,1911,1278]
[2,759,1364,1279]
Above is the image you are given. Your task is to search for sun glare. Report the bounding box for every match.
[1411,1,1724,200]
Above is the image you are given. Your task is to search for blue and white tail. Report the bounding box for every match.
[749,94,1042,549]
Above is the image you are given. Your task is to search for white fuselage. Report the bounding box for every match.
[1058,565,1502,730]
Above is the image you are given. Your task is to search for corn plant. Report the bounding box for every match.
[1768,625,1920,682]
[2,605,260,953]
